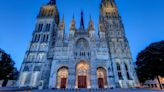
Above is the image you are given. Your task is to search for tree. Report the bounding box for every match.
[0,48,19,87]
[136,41,164,89]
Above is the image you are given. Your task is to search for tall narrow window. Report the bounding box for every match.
[125,63,128,70]
[126,72,131,80]
[33,35,37,42]
[45,24,50,32]
[46,35,49,42]
[37,35,40,42]
[116,63,123,80]
[38,53,45,61]
[118,72,122,79]
[38,24,43,32]
[125,63,131,80]
[42,35,45,42]
[117,63,121,70]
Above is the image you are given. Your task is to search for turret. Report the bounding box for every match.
[69,16,76,38]
[59,16,65,31]
[38,0,60,25]
[88,16,95,31]
[98,17,106,40]
[88,17,95,39]
[58,16,65,39]
[70,15,76,31]
[98,25,106,40]
[56,16,65,46]
[100,0,119,17]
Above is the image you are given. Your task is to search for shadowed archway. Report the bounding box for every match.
[56,66,68,88]
[97,67,108,88]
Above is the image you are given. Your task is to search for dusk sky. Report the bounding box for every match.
[0,0,164,70]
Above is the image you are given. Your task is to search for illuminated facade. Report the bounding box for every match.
[18,0,138,89]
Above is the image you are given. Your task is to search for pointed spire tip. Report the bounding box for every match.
[48,0,56,5]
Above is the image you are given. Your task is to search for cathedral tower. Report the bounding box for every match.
[18,0,59,88]
[99,0,138,88]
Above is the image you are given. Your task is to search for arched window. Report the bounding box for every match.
[38,53,45,61]
[38,24,43,32]
[31,72,40,87]
[46,35,49,42]
[45,24,51,32]
[125,63,131,80]
[125,63,128,70]
[23,66,29,72]
[37,34,40,42]
[116,63,121,70]
[76,38,89,49]
[116,63,123,80]
[42,35,46,42]
[33,34,37,42]
[19,72,30,87]
[27,53,35,61]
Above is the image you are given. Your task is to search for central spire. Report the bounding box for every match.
[80,10,85,30]
[48,0,56,5]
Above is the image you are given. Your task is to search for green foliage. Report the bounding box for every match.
[136,41,164,83]
[0,48,19,80]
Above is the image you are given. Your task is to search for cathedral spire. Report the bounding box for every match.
[70,15,76,30]
[88,16,94,31]
[59,15,65,30]
[80,10,85,30]
[48,0,56,5]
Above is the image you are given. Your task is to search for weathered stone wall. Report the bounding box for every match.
[0,80,17,87]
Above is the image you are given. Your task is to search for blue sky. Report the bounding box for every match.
[0,0,164,69]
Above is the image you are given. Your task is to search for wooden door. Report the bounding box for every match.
[78,76,87,88]
[98,78,104,88]
[60,78,67,88]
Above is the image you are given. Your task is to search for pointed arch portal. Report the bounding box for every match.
[56,66,68,88]
[97,67,108,88]
[76,61,90,88]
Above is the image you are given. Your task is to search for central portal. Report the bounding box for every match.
[78,76,87,88]
[76,61,90,88]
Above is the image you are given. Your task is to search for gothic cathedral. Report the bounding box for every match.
[18,0,139,89]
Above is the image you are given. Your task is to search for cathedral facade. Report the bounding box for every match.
[18,0,138,89]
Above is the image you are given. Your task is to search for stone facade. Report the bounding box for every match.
[18,0,139,89]
[144,76,164,89]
